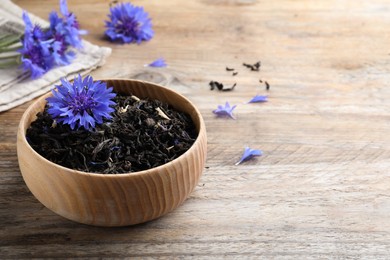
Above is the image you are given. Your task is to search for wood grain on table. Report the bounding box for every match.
[1,0,390,258]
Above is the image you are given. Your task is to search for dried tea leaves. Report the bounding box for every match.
[26,94,197,174]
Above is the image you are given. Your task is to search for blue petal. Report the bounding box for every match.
[147,58,167,67]
[49,11,62,31]
[60,0,69,16]
[235,147,263,165]
[248,95,268,103]
[22,11,33,31]
[212,102,237,119]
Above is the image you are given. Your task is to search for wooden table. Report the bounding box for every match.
[2,0,390,258]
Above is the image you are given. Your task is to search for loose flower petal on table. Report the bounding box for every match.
[248,94,268,103]
[146,58,167,67]
[213,102,237,119]
[235,147,263,165]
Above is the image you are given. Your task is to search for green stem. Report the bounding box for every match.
[0,44,22,53]
[0,58,20,68]
[0,51,20,59]
[0,34,22,48]
[0,33,19,41]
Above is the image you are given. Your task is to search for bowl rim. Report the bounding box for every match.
[18,78,206,179]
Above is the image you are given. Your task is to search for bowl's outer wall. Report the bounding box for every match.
[17,79,207,226]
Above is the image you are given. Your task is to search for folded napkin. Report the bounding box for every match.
[0,0,111,112]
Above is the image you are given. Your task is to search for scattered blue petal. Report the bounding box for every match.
[248,94,268,103]
[105,2,154,44]
[147,58,167,67]
[213,102,237,119]
[235,147,263,165]
[46,74,117,130]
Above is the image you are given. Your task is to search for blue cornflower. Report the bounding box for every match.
[19,11,54,79]
[146,57,167,67]
[105,2,154,44]
[213,102,237,119]
[47,75,117,130]
[235,147,263,165]
[16,0,85,78]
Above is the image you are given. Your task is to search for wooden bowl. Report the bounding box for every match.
[17,79,207,227]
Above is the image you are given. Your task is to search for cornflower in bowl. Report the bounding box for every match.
[47,74,116,130]
[105,2,154,44]
[17,77,207,227]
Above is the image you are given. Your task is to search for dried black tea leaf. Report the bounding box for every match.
[221,83,236,92]
[265,81,270,91]
[243,61,261,71]
[209,81,236,92]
